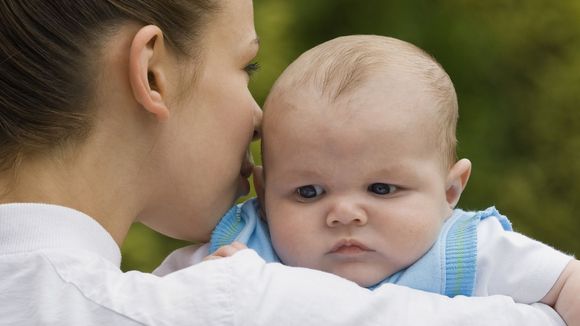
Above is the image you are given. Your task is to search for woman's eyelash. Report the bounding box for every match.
[244,62,260,76]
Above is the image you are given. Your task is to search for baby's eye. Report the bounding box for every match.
[296,185,324,200]
[368,183,396,195]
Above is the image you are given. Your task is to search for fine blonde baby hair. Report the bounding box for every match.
[266,35,459,169]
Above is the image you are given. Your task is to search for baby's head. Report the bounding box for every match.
[258,35,472,287]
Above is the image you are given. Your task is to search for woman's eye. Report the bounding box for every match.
[244,62,260,76]
[296,185,324,199]
[368,183,396,195]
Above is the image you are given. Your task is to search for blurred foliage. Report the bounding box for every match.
[121,0,580,271]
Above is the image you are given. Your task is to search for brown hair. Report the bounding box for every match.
[0,0,219,172]
[266,35,458,168]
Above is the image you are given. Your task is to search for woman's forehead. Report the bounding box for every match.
[204,0,257,47]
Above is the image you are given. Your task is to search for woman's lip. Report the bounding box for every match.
[240,150,254,179]
[237,150,253,198]
[329,239,372,254]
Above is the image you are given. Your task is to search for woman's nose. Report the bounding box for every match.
[326,202,368,227]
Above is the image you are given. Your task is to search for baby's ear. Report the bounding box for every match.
[252,166,267,220]
[445,159,472,208]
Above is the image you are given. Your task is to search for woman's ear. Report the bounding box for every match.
[445,158,472,208]
[252,166,267,220]
[129,25,170,121]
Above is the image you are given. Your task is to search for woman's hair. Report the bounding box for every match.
[0,0,218,172]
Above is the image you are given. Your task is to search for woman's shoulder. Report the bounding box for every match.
[153,243,210,276]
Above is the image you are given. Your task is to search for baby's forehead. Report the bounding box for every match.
[265,80,439,143]
[267,67,438,120]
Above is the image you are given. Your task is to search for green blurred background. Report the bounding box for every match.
[121,0,580,272]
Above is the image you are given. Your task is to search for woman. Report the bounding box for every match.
[0,0,565,324]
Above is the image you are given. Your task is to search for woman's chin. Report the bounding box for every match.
[236,175,251,198]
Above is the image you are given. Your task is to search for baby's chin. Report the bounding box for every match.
[330,268,392,288]
[351,276,387,288]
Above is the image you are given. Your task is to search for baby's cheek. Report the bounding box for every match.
[404,222,441,262]
[270,226,306,266]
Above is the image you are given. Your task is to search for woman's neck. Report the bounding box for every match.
[0,146,139,246]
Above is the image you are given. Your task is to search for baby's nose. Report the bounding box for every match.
[326,202,367,227]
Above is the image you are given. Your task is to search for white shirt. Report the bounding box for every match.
[475,216,572,303]
[0,203,565,326]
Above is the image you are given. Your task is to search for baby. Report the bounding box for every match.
[157,35,579,324]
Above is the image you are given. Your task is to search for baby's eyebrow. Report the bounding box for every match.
[372,165,402,175]
[371,165,419,180]
[284,169,324,179]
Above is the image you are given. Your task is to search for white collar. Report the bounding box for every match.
[0,203,121,266]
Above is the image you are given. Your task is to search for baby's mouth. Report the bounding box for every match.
[329,239,373,254]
